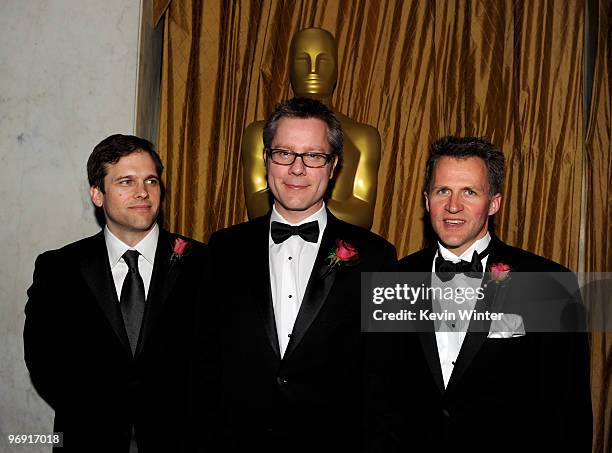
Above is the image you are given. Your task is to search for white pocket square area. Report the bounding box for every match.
[487,313,526,338]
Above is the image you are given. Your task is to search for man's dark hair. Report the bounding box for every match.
[424,136,505,196]
[87,134,163,192]
[263,97,343,160]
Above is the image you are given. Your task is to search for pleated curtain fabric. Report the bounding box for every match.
[157,0,584,266]
[156,1,610,450]
[585,1,612,451]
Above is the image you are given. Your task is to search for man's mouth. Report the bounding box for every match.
[285,184,308,190]
[444,219,465,225]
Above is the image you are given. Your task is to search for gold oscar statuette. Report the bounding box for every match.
[241,27,381,229]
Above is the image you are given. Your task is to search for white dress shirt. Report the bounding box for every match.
[269,204,327,357]
[432,233,491,387]
[104,224,159,301]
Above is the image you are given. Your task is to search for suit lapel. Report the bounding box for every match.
[283,213,339,360]
[134,229,176,357]
[444,296,496,394]
[419,314,446,393]
[249,215,281,358]
[445,237,508,394]
[80,232,131,355]
[413,247,446,393]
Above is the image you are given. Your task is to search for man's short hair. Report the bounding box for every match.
[87,134,163,192]
[424,136,505,196]
[262,97,343,160]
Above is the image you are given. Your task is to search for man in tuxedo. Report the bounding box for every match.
[205,97,396,452]
[24,134,209,452]
[367,136,591,452]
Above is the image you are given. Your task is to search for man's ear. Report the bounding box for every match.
[329,155,339,179]
[90,186,104,208]
[263,150,271,182]
[488,193,502,215]
[424,191,430,212]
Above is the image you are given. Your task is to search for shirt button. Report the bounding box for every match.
[451,323,456,328]
[442,409,451,417]
[288,256,292,260]
[288,295,292,298]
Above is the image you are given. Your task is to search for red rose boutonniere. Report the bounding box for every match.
[326,239,359,274]
[171,238,190,263]
[489,262,511,283]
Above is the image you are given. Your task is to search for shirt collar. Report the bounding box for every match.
[437,232,491,263]
[104,223,159,268]
[269,203,327,245]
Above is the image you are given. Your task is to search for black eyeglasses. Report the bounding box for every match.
[266,148,335,168]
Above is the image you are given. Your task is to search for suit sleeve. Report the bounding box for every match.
[370,239,397,272]
[184,243,222,452]
[382,242,398,271]
[537,272,592,451]
[23,252,66,410]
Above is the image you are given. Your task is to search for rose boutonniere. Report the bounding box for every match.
[489,262,511,283]
[171,237,190,262]
[326,239,359,274]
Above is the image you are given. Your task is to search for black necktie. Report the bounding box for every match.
[435,246,490,282]
[270,220,319,244]
[120,250,145,355]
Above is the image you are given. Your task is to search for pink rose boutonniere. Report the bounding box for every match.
[489,262,511,283]
[326,239,359,274]
[334,240,359,262]
[171,238,190,262]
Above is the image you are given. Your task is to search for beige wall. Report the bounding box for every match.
[0,1,142,451]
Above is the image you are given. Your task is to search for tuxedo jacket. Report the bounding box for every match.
[366,235,592,453]
[204,211,396,452]
[24,228,208,453]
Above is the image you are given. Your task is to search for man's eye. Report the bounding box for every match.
[146,179,159,185]
[275,151,294,160]
[465,189,477,196]
[305,153,324,161]
[119,180,131,185]
[437,188,449,195]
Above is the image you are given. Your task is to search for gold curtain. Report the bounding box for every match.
[158,0,584,267]
[586,0,612,451]
[153,0,171,25]
[157,1,609,449]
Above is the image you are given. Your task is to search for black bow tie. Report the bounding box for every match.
[435,246,490,282]
[271,220,319,244]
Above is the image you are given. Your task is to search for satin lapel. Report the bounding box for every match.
[283,214,338,360]
[80,232,131,355]
[250,215,280,358]
[415,248,445,393]
[445,240,506,394]
[419,304,445,393]
[134,229,174,357]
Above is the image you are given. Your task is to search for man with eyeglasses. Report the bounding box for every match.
[202,97,396,452]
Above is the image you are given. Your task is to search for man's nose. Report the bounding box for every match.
[134,181,150,198]
[445,193,462,213]
[289,155,307,175]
